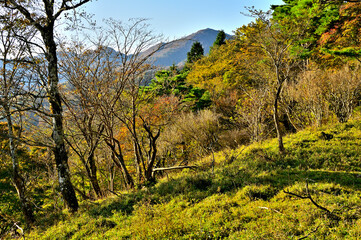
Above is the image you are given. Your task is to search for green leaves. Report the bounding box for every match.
[145,69,211,111]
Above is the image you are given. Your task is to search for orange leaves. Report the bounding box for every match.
[320,2,361,51]
[319,28,338,45]
[114,126,128,142]
[139,95,180,126]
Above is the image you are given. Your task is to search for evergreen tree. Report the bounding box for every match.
[187,41,204,64]
[213,30,226,47]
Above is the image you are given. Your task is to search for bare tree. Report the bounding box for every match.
[59,42,108,198]
[59,18,165,188]
[0,0,92,212]
[324,64,361,123]
[236,87,271,142]
[91,19,165,186]
[59,38,135,189]
[104,19,181,184]
[241,9,307,154]
[0,9,43,225]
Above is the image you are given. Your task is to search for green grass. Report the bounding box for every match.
[14,119,361,239]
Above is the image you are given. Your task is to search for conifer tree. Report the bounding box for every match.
[187,41,204,64]
[213,30,226,47]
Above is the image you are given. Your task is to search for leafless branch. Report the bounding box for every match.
[284,180,341,221]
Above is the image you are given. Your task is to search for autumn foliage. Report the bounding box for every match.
[1,0,361,238]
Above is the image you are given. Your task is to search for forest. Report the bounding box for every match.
[1,0,361,239]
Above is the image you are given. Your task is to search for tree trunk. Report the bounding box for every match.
[274,83,285,154]
[113,152,134,189]
[42,27,78,212]
[131,94,144,184]
[106,141,134,189]
[109,162,115,192]
[133,137,143,184]
[89,175,102,198]
[88,154,103,198]
[5,109,35,225]
[144,125,160,182]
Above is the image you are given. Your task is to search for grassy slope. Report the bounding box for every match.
[24,119,361,239]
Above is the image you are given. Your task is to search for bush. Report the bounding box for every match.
[159,110,222,165]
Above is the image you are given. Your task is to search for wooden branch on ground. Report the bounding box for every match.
[152,165,198,172]
[284,180,341,221]
[297,225,320,240]
[12,222,24,239]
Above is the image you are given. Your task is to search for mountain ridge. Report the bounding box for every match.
[143,28,232,67]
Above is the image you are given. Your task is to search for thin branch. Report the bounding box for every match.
[297,225,320,240]
[4,0,44,31]
[284,181,341,221]
[54,0,92,20]
[258,206,282,214]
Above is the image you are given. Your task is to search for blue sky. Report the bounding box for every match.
[84,0,284,39]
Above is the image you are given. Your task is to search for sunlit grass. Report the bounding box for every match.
[22,119,361,239]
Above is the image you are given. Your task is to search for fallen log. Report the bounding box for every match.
[152,165,197,172]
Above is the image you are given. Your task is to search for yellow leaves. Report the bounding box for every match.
[187,39,252,98]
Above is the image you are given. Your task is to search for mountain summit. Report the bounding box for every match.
[143,28,232,67]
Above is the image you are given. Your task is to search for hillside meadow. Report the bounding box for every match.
[15,116,361,239]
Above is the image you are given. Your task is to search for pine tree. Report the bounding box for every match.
[187,41,204,64]
[213,30,226,47]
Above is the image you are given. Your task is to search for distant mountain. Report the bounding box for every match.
[142,28,233,67]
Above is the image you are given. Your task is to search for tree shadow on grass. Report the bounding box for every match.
[87,193,141,218]
[243,168,361,195]
[86,163,361,219]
